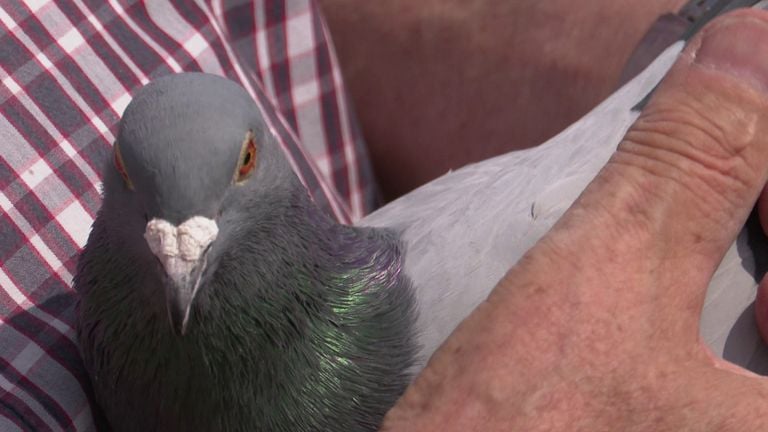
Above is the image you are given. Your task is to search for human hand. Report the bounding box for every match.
[382,9,768,432]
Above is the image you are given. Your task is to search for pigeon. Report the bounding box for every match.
[75,73,418,432]
[74,6,768,432]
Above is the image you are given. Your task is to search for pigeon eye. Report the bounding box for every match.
[113,142,134,190]
[235,131,257,183]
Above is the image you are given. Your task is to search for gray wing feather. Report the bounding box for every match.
[361,41,768,373]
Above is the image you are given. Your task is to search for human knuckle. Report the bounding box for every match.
[621,98,756,194]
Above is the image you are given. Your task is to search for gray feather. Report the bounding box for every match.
[362,40,768,371]
[76,73,418,432]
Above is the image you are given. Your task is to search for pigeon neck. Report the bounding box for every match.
[195,190,420,429]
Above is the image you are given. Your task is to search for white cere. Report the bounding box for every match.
[144,216,219,282]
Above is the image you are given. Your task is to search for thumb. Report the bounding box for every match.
[621,9,768,252]
[537,10,768,344]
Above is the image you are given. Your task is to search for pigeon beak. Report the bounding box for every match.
[165,261,207,336]
[144,216,219,336]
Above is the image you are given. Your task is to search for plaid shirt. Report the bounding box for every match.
[0,1,378,430]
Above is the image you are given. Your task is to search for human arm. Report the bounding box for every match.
[382,10,768,431]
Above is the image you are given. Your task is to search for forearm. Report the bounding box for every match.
[318,0,688,199]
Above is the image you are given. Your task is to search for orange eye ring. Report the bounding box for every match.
[235,131,257,182]
[114,142,134,190]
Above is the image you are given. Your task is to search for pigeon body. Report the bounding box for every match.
[75,73,417,432]
[362,40,768,366]
[76,20,768,432]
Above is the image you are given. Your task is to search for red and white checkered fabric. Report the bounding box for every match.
[0,1,378,430]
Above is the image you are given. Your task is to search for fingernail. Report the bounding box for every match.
[695,16,768,92]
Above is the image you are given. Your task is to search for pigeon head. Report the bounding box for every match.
[102,72,295,335]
